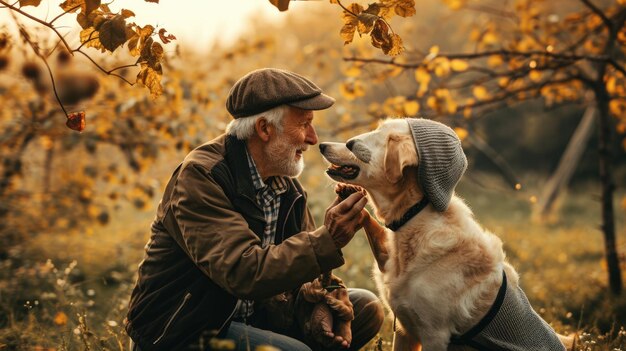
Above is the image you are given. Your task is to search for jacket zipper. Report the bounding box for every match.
[216,305,239,337]
[153,292,191,345]
[281,194,302,243]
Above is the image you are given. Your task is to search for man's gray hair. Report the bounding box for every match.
[226,105,287,140]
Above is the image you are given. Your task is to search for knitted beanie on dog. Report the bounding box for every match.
[407,118,467,212]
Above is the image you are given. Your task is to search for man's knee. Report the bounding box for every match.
[349,288,385,334]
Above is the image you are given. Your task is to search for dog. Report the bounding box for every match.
[320,118,574,351]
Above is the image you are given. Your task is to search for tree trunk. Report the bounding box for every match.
[534,105,596,220]
[596,91,622,295]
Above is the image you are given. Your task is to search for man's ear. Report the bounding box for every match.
[254,117,271,142]
[384,134,418,183]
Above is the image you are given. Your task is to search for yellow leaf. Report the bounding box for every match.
[340,23,357,45]
[450,59,469,72]
[357,13,377,34]
[606,76,617,94]
[488,55,503,67]
[19,0,42,6]
[621,196,626,210]
[443,0,465,10]
[463,105,472,118]
[454,127,468,141]
[54,312,68,326]
[79,27,104,52]
[121,9,135,18]
[427,96,437,110]
[59,0,84,13]
[482,32,498,45]
[414,67,430,84]
[343,65,361,77]
[339,80,365,100]
[387,34,404,56]
[394,0,416,17]
[39,136,53,150]
[529,70,542,82]
[429,45,440,55]
[137,64,163,98]
[433,57,450,77]
[256,346,281,351]
[610,100,626,117]
[404,100,419,115]
[473,85,490,100]
[269,0,290,11]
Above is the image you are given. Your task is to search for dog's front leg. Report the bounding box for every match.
[392,324,421,351]
[362,212,389,272]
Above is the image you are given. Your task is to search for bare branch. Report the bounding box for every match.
[580,0,613,31]
[345,49,612,67]
[11,12,68,117]
[608,59,626,76]
[0,0,73,54]
[49,4,81,25]
[73,50,135,86]
[335,0,359,17]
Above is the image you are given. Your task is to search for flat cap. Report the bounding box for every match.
[226,68,335,118]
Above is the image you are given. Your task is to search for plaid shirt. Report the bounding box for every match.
[233,148,288,321]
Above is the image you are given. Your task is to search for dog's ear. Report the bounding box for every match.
[384,134,418,183]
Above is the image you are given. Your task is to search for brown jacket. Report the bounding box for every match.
[125,134,344,350]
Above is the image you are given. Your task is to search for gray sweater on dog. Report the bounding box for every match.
[451,271,566,351]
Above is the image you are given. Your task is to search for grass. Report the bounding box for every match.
[1,173,625,350]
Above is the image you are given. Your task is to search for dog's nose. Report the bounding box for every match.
[319,143,327,153]
[346,139,355,151]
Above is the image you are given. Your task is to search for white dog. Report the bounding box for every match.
[320,118,573,351]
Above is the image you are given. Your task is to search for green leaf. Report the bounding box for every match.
[98,15,127,52]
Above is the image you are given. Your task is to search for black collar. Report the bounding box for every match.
[385,198,429,231]
[450,269,508,349]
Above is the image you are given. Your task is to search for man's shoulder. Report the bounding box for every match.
[181,134,228,173]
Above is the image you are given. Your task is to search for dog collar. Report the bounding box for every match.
[385,198,429,231]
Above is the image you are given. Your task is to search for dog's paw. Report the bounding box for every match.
[334,183,366,200]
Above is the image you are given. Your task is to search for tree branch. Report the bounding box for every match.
[345,49,611,67]
[11,13,68,117]
[580,0,613,32]
[73,50,135,86]
[0,0,72,54]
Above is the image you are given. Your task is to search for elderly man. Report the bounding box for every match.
[125,68,384,351]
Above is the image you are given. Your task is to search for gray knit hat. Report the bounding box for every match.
[407,118,467,212]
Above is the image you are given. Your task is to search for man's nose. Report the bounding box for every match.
[305,125,318,145]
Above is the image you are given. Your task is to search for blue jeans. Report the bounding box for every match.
[224,288,384,351]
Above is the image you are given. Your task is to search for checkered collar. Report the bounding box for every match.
[245,146,288,196]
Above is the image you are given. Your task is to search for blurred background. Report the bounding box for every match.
[0,0,625,349]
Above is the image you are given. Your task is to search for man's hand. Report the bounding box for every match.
[324,192,368,249]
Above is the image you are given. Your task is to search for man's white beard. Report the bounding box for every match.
[265,134,305,178]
